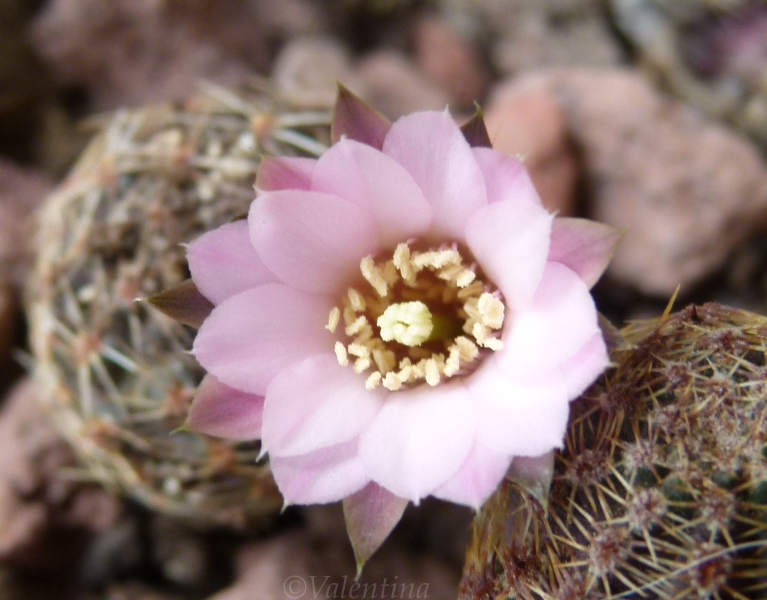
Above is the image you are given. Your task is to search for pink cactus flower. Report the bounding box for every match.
[179,90,618,567]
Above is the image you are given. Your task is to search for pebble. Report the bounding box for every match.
[504,68,767,296]
[272,36,357,109]
[484,85,579,215]
[29,0,272,109]
[354,49,452,120]
[412,13,490,110]
[0,379,122,568]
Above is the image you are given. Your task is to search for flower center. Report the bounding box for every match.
[326,242,505,391]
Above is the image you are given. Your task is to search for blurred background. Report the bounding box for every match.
[1,0,766,598]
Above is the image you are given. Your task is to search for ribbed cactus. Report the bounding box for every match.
[461,303,767,599]
[28,82,331,528]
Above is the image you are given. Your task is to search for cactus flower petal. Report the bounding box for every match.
[383,110,487,239]
[249,189,380,295]
[193,284,333,395]
[498,263,602,378]
[548,218,622,289]
[465,199,554,309]
[187,221,276,305]
[186,374,265,440]
[311,138,433,248]
[472,147,541,207]
[269,439,370,505]
[432,441,513,509]
[262,354,385,458]
[559,333,610,397]
[469,360,569,456]
[358,383,477,501]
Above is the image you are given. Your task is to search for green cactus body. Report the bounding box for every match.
[461,303,767,599]
[28,83,331,528]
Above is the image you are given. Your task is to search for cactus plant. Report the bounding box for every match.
[460,303,767,599]
[28,81,331,528]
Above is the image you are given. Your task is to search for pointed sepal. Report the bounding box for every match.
[505,451,555,509]
[548,218,623,289]
[460,106,493,148]
[255,156,315,192]
[186,374,265,441]
[331,85,392,150]
[342,482,408,577]
[598,312,625,352]
[143,279,214,328]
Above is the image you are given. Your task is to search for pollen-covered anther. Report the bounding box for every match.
[326,307,340,332]
[347,289,366,312]
[365,371,382,390]
[382,371,402,391]
[424,358,441,386]
[360,255,388,297]
[478,293,504,329]
[334,341,348,366]
[353,357,371,373]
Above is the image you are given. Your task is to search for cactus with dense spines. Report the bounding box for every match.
[461,303,767,599]
[28,83,331,528]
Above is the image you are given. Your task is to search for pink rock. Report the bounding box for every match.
[353,50,452,120]
[210,505,460,600]
[272,37,357,109]
[412,14,490,110]
[484,87,578,215]
[501,69,767,296]
[0,379,122,566]
[29,0,274,109]
[0,159,53,290]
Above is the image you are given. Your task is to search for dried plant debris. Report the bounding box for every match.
[28,81,332,529]
[461,303,767,599]
[612,0,767,147]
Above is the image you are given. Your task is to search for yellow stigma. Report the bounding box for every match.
[377,301,433,347]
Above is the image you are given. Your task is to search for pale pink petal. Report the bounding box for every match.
[262,354,385,457]
[270,439,370,505]
[249,190,380,295]
[187,221,276,305]
[382,111,487,240]
[464,200,553,309]
[192,283,333,396]
[343,482,408,572]
[331,86,391,149]
[548,218,622,289]
[359,382,476,502]
[466,359,569,456]
[310,139,432,247]
[497,263,601,377]
[431,442,512,509]
[256,156,316,191]
[186,374,265,440]
[559,333,609,398]
[472,147,542,207]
